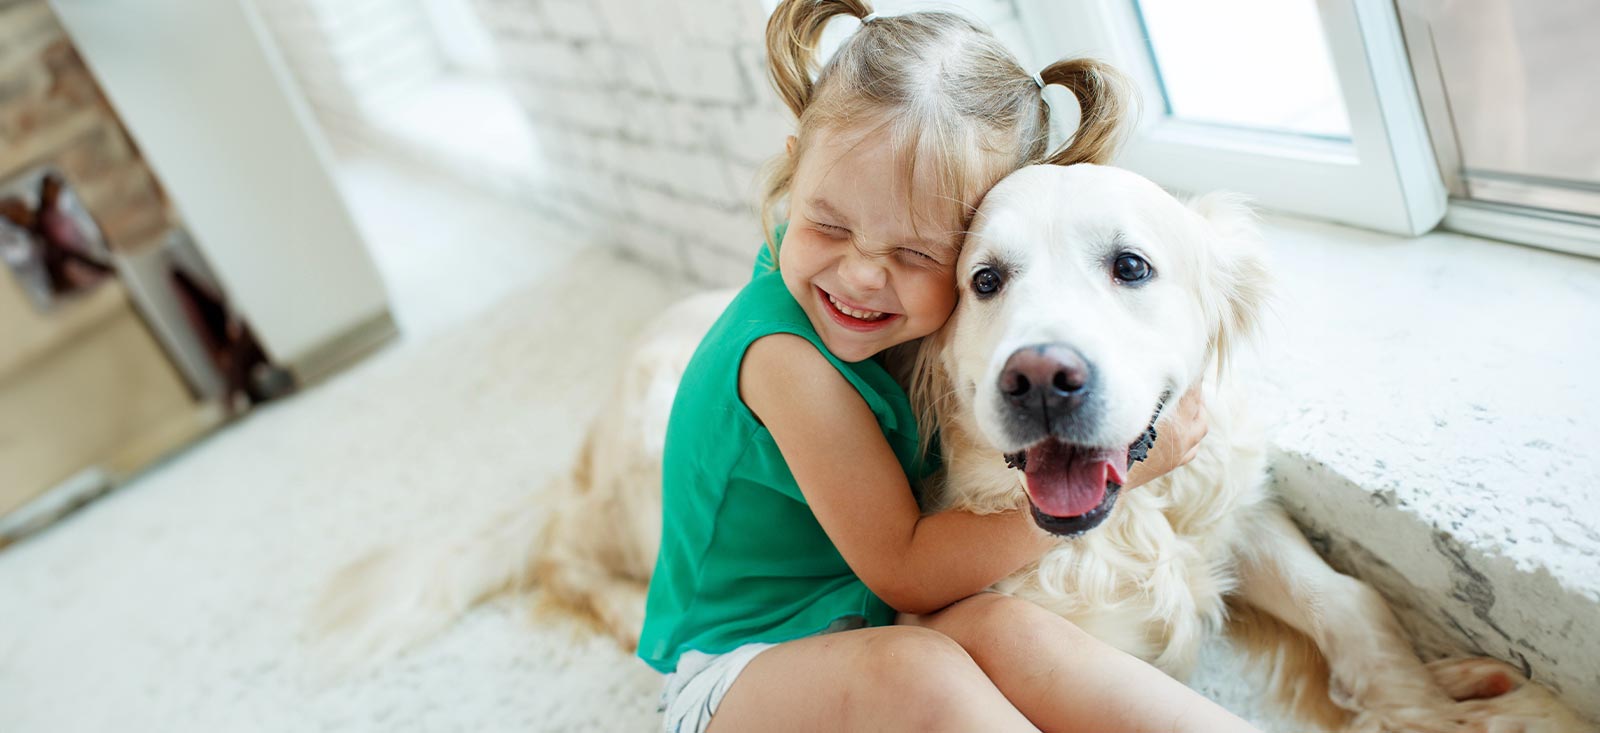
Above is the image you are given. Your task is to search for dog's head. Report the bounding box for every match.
[912,164,1268,536]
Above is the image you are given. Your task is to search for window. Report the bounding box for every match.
[1018,0,1446,236]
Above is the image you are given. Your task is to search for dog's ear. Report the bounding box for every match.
[1189,192,1270,374]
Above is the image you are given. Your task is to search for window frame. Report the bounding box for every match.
[1016,0,1448,236]
[1391,0,1600,260]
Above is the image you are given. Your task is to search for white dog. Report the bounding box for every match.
[315,165,1587,732]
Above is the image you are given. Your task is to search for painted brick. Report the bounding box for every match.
[542,0,607,41]
[56,122,134,182]
[592,0,680,43]
[654,45,748,105]
[722,104,791,164]
[634,146,735,205]
[731,0,771,40]
[682,239,755,287]
[609,44,667,95]
[612,218,688,277]
[0,1,178,255]
[723,159,768,209]
[674,0,747,43]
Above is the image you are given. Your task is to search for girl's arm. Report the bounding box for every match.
[741,334,1202,615]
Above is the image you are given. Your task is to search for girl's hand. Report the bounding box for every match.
[1124,386,1207,490]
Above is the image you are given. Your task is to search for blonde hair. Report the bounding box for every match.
[759,0,1134,256]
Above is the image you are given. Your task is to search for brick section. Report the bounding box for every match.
[0,1,181,253]
[471,0,1023,286]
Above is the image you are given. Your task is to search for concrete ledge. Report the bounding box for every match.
[1251,214,1600,723]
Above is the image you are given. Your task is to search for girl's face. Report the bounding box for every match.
[781,126,967,363]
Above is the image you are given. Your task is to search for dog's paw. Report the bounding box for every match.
[1428,657,1524,702]
[1343,659,1591,733]
[1423,657,1592,733]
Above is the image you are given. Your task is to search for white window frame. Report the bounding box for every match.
[1391,0,1600,260]
[1016,0,1447,237]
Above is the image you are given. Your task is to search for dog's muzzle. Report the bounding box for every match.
[999,378,1172,538]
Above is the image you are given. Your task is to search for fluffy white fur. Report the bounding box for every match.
[314,165,1587,732]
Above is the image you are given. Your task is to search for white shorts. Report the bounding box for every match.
[657,643,775,733]
[657,615,869,733]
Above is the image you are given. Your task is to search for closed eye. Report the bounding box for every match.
[897,247,937,263]
[812,221,850,237]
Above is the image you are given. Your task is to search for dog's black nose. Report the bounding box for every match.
[1000,344,1091,411]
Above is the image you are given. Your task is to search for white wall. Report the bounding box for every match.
[48,0,391,369]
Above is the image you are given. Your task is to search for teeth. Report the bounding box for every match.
[828,293,887,321]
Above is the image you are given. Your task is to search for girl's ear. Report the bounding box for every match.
[785,135,798,158]
[1189,191,1270,373]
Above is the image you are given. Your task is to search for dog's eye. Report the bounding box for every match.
[972,267,1003,297]
[1113,253,1152,283]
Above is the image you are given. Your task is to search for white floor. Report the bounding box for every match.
[0,157,691,732]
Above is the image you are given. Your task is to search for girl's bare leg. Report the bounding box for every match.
[708,625,1037,732]
[900,593,1259,733]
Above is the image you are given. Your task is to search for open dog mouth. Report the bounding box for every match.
[1005,442,1128,537]
[1003,394,1168,537]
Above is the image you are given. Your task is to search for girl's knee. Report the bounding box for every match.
[852,629,998,726]
[952,593,1093,653]
[858,626,971,676]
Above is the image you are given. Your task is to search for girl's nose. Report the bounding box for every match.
[839,249,888,291]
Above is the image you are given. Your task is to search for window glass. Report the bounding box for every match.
[1134,0,1351,139]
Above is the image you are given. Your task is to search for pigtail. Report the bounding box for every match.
[1037,58,1135,166]
[765,0,874,118]
[759,0,874,262]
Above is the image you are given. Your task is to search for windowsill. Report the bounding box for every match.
[1247,212,1599,718]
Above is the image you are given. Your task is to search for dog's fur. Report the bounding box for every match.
[314,165,1586,732]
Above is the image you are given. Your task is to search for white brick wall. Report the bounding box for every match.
[474,0,1026,285]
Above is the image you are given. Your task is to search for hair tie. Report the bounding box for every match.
[861,12,880,23]
[1032,71,1046,90]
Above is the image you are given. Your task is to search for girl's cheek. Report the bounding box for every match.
[910,270,960,322]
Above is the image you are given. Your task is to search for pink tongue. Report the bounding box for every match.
[1022,442,1128,517]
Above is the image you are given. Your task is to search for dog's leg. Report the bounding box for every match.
[1234,508,1593,733]
[1233,506,1465,732]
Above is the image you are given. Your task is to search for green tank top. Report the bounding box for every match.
[638,233,932,674]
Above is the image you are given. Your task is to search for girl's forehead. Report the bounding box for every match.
[796,125,983,250]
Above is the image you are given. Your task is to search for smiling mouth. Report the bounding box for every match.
[816,286,900,331]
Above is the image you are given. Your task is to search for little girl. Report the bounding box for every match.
[641,2,1259,731]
